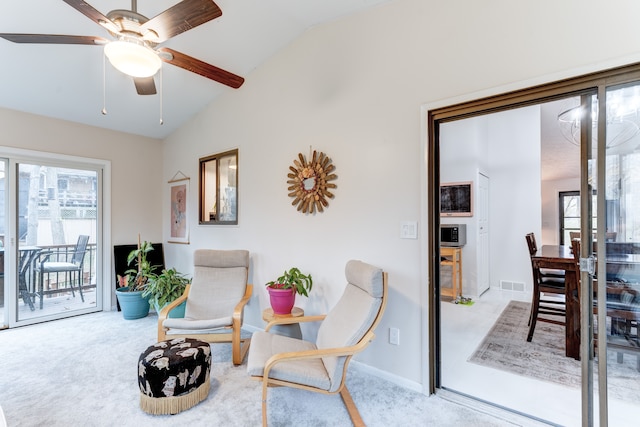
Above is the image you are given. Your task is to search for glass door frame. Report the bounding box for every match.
[577,91,598,425]
[427,63,640,425]
[1,146,110,328]
[0,157,7,328]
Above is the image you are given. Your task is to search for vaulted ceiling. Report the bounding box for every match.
[0,0,392,139]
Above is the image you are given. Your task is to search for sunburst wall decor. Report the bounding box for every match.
[287,150,337,213]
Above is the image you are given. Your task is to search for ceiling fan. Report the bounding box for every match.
[0,0,244,95]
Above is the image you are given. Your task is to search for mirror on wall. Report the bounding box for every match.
[199,149,238,225]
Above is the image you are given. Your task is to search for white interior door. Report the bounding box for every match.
[477,172,489,295]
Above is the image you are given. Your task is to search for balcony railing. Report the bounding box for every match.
[21,243,97,306]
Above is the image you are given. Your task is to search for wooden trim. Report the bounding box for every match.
[430,63,640,122]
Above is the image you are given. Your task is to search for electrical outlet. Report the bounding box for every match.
[389,327,400,345]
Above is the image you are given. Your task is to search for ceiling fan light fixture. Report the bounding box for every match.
[104,40,161,78]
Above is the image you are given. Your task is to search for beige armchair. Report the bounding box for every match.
[158,249,252,365]
[247,260,388,426]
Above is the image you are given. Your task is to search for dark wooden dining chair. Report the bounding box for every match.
[525,232,565,279]
[525,233,566,342]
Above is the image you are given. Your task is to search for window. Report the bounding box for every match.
[559,190,597,245]
[199,149,238,225]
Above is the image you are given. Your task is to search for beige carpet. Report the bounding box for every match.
[0,310,516,427]
[468,301,640,404]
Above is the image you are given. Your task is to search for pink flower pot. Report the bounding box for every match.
[267,286,296,315]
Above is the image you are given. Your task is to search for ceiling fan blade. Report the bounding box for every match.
[0,33,108,45]
[141,0,222,43]
[62,0,120,34]
[158,47,244,89]
[134,77,157,95]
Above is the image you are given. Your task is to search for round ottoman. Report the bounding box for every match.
[138,337,211,415]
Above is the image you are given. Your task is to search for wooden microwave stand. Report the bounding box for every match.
[440,246,462,298]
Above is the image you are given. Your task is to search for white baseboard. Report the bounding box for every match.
[243,323,426,394]
[351,360,424,394]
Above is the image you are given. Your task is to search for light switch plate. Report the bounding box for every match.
[400,221,418,239]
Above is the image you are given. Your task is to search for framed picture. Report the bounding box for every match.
[440,181,473,217]
[168,177,189,243]
[199,149,238,225]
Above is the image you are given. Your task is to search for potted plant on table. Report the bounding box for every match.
[115,239,160,320]
[265,267,313,315]
[142,267,191,318]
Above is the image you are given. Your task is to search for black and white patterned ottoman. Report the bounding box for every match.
[138,338,212,415]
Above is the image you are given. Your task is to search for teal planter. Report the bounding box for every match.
[154,300,186,318]
[115,287,150,320]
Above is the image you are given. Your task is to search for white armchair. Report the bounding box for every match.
[247,260,388,426]
[158,249,252,365]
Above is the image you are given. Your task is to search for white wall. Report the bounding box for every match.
[440,117,488,297]
[486,107,542,291]
[441,107,542,295]
[162,0,640,389]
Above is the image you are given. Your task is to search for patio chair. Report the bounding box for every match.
[36,235,89,309]
[158,249,252,365]
[247,260,388,426]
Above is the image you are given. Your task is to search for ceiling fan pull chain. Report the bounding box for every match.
[159,66,163,125]
[101,52,107,115]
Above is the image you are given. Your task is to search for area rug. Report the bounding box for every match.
[468,301,640,404]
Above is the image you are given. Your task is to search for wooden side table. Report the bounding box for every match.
[262,307,304,339]
[440,246,462,298]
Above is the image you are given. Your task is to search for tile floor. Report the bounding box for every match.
[440,288,639,426]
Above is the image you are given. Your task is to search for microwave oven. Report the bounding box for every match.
[440,224,466,247]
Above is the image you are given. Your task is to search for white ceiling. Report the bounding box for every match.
[540,99,581,182]
[0,0,393,139]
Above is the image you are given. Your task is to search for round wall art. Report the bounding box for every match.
[287,150,337,213]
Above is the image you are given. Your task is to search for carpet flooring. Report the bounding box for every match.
[468,301,640,404]
[0,310,519,427]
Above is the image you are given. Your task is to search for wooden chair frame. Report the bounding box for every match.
[158,283,253,365]
[525,233,566,342]
[251,272,388,427]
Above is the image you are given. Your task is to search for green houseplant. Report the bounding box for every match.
[123,240,158,291]
[265,267,313,315]
[142,267,191,318]
[115,239,160,319]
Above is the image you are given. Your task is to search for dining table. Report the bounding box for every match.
[532,244,580,359]
[534,243,640,360]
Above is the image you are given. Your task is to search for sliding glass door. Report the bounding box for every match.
[2,155,103,327]
[572,85,640,426]
[431,65,640,426]
[590,83,640,426]
[0,158,6,328]
[437,101,586,425]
